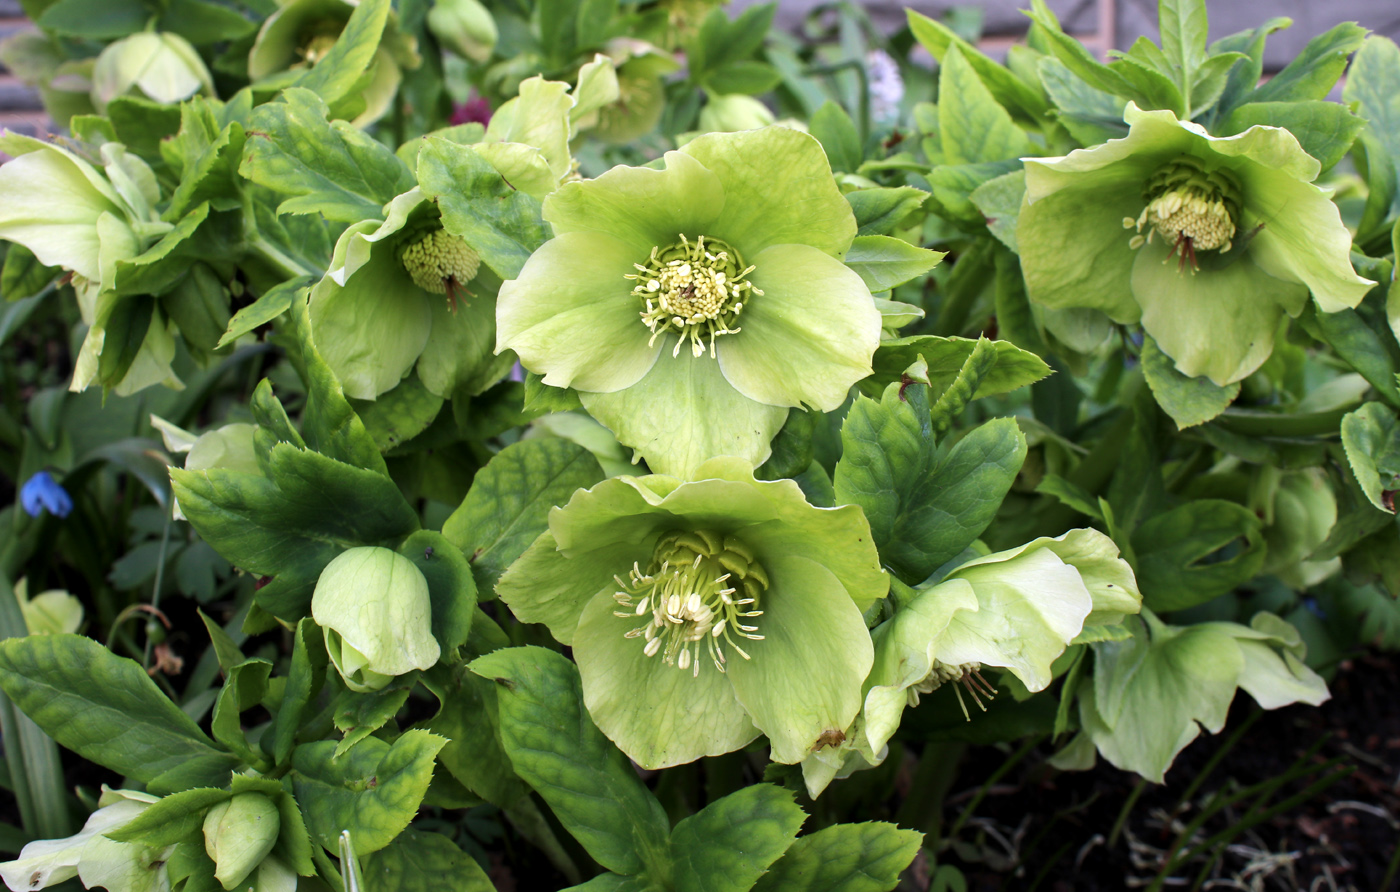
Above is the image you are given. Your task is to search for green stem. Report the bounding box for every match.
[142,504,175,670]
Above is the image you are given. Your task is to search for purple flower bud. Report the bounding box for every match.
[20,471,72,519]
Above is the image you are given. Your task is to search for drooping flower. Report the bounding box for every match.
[0,788,168,892]
[801,529,1142,796]
[90,32,213,113]
[20,471,72,519]
[496,457,888,768]
[496,126,882,476]
[1018,103,1373,386]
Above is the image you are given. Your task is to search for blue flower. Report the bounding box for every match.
[20,472,72,519]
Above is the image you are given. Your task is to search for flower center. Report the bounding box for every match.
[1126,155,1242,269]
[400,228,481,311]
[294,23,343,68]
[626,234,762,359]
[613,529,768,677]
[907,660,997,720]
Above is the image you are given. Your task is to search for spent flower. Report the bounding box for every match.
[497,457,888,768]
[1018,103,1373,385]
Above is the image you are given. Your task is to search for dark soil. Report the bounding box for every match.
[906,651,1400,892]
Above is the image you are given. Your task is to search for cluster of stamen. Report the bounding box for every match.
[907,660,998,720]
[400,228,481,311]
[613,529,768,677]
[1125,155,1242,271]
[294,24,343,68]
[626,234,761,359]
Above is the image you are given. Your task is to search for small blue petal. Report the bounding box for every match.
[20,471,72,519]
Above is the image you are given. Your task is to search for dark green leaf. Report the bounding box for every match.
[939,44,1034,165]
[361,830,494,892]
[421,663,528,808]
[1,244,58,302]
[1341,403,1400,513]
[907,9,1048,124]
[469,647,671,879]
[351,377,445,453]
[1140,336,1240,429]
[1223,101,1363,171]
[271,619,328,766]
[1256,22,1367,104]
[1132,501,1267,611]
[217,277,312,349]
[845,187,927,237]
[703,61,782,95]
[106,787,231,846]
[0,635,237,789]
[398,530,477,653]
[333,684,412,757]
[670,785,805,892]
[752,822,923,892]
[843,236,944,293]
[809,102,862,174]
[863,335,1051,400]
[288,0,392,109]
[37,0,146,38]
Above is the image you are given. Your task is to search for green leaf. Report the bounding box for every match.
[670,785,805,892]
[350,377,445,453]
[1,244,58,302]
[109,97,185,162]
[834,383,1027,585]
[1223,101,1363,171]
[416,139,551,281]
[159,0,259,43]
[468,646,671,879]
[1139,336,1240,429]
[939,44,1034,165]
[1132,501,1267,611]
[421,663,529,808]
[968,170,1025,253]
[751,822,924,892]
[1341,402,1400,513]
[863,335,1051,400]
[1037,57,1127,146]
[443,438,604,597]
[166,101,248,220]
[1157,0,1208,106]
[907,9,1048,124]
[210,658,272,764]
[36,0,146,38]
[1310,305,1400,407]
[843,236,944,293]
[845,187,927,237]
[333,684,412,757]
[198,608,247,675]
[111,203,213,297]
[217,277,311,349]
[106,787,231,846]
[271,619,328,766]
[288,0,391,109]
[1257,22,1367,104]
[291,730,447,856]
[1344,36,1400,222]
[0,635,237,790]
[240,88,415,223]
[1035,474,1104,521]
[293,298,393,475]
[397,530,477,653]
[925,160,1021,225]
[809,102,862,175]
[703,61,783,96]
[361,830,495,892]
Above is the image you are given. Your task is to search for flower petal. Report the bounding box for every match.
[726,554,873,764]
[496,230,661,393]
[1240,165,1375,313]
[417,278,513,398]
[579,348,788,478]
[575,589,760,769]
[496,531,650,645]
[1017,173,1143,322]
[309,247,432,400]
[1132,239,1300,385]
[0,147,124,281]
[679,127,855,258]
[544,149,724,253]
[717,243,881,411]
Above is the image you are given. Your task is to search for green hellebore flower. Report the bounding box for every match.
[427,0,497,63]
[203,793,280,890]
[1019,103,1374,386]
[90,32,213,114]
[248,0,420,127]
[801,529,1141,797]
[697,94,776,134]
[311,546,441,692]
[13,577,83,636]
[1076,610,1328,783]
[1260,468,1340,590]
[0,788,168,892]
[309,188,506,400]
[497,126,882,476]
[497,456,888,768]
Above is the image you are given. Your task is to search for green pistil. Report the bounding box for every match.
[613,529,769,677]
[1125,155,1243,269]
[400,228,481,310]
[626,234,762,359]
[907,660,997,720]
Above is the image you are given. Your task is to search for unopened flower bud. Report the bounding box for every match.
[202,793,280,890]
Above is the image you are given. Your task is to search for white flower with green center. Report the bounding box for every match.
[800,529,1142,797]
[496,126,883,477]
[1018,103,1374,386]
[497,457,888,768]
[309,188,507,400]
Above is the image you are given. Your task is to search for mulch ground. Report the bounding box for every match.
[905,650,1400,892]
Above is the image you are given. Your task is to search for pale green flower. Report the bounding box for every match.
[311,546,441,692]
[497,126,882,476]
[802,529,1141,797]
[203,793,280,890]
[90,32,213,113]
[697,94,776,133]
[496,457,887,768]
[1076,610,1328,782]
[427,0,497,62]
[248,0,420,127]
[0,788,168,892]
[13,578,82,636]
[1019,103,1373,386]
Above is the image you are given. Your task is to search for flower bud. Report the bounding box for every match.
[428,0,497,63]
[202,793,280,890]
[90,33,212,113]
[312,547,441,692]
[697,94,774,134]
